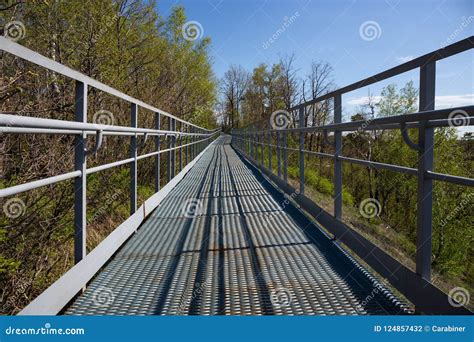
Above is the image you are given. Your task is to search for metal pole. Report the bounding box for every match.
[155,112,160,192]
[185,124,189,166]
[167,118,172,182]
[299,107,305,195]
[416,62,436,281]
[268,131,272,172]
[74,81,87,264]
[171,118,176,178]
[283,132,288,182]
[334,94,342,219]
[261,133,264,166]
[179,123,183,171]
[277,131,281,177]
[130,103,138,215]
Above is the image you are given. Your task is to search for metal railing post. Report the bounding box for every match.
[74,81,87,264]
[261,132,264,166]
[179,123,183,171]
[299,107,305,195]
[277,131,281,177]
[416,62,436,281]
[283,132,288,182]
[334,94,342,219]
[155,112,161,192]
[130,103,138,215]
[185,124,189,166]
[170,118,176,179]
[268,131,272,172]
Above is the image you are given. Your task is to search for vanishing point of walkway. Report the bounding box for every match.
[66,136,409,315]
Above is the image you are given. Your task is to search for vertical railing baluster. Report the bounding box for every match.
[261,132,264,166]
[171,118,176,178]
[283,131,288,182]
[155,112,160,192]
[299,107,305,195]
[416,61,436,281]
[179,122,183,171]
[74,81,87,264]
[268,131,272,172]
[130,103,138,215]
[334,94,342,219]
[277,131,281,178]
[185,124,189,166]
[167,118,172,182]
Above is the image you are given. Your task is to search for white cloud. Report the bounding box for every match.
[346,96,383,106]
[396,56,414,63]
[435,94,474,109]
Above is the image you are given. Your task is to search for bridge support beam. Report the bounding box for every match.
[130,103,138,215]
[334,94,343,220]
[416,62,436,281]
[74,81,87,264]
[155,113,161,192]
[299,107,305,195]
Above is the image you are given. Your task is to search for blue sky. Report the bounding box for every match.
[157,0,473,120]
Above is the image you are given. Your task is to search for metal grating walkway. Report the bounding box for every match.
[66,136,409,315]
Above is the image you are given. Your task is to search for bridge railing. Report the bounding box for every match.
[0,37,220,314]
[231,37,473,314]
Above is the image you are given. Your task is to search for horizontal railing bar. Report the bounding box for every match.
[337,156,418,175]
[0,113,217,136]
[0,171,81,198]
[86,133,219,175]
[248,106,474,134]
[0,37,213,132]
[0,133,220,197]
[427,171,474,187]
[291,36,474,110]
[231,135,473,186]
[0,127,216,137]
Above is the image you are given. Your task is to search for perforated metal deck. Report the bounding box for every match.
[66,136,409,315]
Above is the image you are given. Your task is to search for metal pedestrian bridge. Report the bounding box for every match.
[1,36,473,315]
